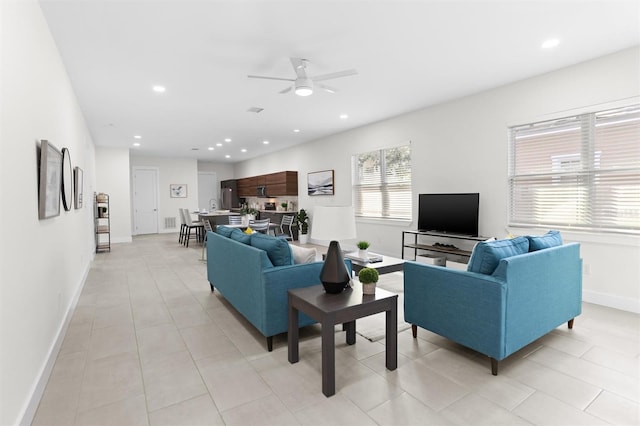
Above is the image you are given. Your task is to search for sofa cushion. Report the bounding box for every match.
[467,236,529,275]
[216,225,233,238]
[250,233,294,266]
[290,244,317,264]
[230,228,251,244]
[527,230,562,251]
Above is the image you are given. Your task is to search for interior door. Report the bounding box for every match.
[133,167,159,235]
[198,172,218,211]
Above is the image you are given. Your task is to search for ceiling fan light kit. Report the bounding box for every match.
[248,57,357,97]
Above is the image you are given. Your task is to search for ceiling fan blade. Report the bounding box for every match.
[247,75,295,82]
[279,86,293,94]
[312,69,358,82]
[318,83,338,94]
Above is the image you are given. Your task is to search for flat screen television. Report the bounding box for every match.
[418,193,479,237]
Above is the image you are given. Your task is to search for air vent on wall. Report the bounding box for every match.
[247,107,264,113]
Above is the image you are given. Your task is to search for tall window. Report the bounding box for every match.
[352,145,412,220]
[508,104,640,234]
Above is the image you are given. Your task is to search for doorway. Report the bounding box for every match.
[198,172,218,211]
[132,167,159,235]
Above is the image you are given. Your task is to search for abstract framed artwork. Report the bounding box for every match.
[74,166,83,209]
[38,139,63,219]
[170,184,187,198]
[61,148,73,211]
[307,170,334,196]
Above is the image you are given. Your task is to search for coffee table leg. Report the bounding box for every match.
[321,321,335,397]
[288,296,299,364]
[385,305,398,370]
[344,320,356,345]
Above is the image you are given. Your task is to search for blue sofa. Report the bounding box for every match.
[206,228,349,351]
[404,233,582,374]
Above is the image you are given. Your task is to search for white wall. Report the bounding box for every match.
[130,155,198,233]
[197,160,235,181]
[236,48,640,312]
[0,1,96,424]
[95,147,132,243]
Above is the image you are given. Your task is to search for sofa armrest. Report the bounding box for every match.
[404,261,508,359]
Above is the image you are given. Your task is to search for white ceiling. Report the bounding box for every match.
[39,0,639,163]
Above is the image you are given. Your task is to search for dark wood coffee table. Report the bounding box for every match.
[288,282,398,397]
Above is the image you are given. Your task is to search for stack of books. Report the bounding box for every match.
[344,251,383,263]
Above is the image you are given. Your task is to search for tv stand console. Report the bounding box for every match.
[402,230,487,265]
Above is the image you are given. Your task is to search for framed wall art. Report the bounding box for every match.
[170,184,187,198]
[61,148,73,211]
[307,170,334,196]
[74,166,83,209]
[38,139,63,219]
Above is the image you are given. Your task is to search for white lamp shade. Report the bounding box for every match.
[311,206,356,241]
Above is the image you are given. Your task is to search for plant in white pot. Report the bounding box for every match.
[358,267,379,294]
[296,208,309,244]
[357,241,370,258]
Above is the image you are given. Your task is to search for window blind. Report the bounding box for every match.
[352,145,412,220]
[508,105,640,234]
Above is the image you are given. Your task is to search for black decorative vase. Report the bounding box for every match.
[320,241,350,293]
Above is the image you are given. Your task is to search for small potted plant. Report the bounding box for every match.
[280,202,288,211]
[240,203,258,225]
[357,241,370,257]
[296,208,309,244]
[358,267,379,294]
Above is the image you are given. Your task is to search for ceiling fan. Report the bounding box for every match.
[248,58,357,96]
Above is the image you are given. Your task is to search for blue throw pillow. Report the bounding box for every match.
[467,236,529,275]
[230,228,251,244]
[527,230,562,251]
[216,225,233,238]
[250,233,294,266]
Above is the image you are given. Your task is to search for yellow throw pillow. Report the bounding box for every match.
[244,226,253,234]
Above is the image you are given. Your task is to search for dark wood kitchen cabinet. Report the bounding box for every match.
[265,171,298,196]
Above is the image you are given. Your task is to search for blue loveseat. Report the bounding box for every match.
[206,227,349,351]
[404,232,582,374]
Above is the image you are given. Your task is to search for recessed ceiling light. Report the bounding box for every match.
[225,154,231,158]
[263,140,269,144]
[216,143,223,147]
[134,135,142,139]
[340,114,349,119]
[133,143,141,147]
[241,148,247,153]
[541,38,559,49]
[208,147,214,151]
[152,85,166,93]
[225,138,232,142]
[293,129,300,133]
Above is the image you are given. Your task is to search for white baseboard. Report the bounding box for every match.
[582,289,640,314]
[19,262,90,426]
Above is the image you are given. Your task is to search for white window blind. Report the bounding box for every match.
[352,145,412,220]
[508,104,640,234]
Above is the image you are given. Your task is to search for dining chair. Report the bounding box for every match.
[276,215,295,240]
[228,215,243,225]
[182,208,204,247]
[249,218,270,234]
[178,208,188,244]
[201,218,213,260]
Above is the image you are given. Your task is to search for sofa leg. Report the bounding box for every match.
[491,358,498,376]
[267,336,273,352]
[209,282,214,292]
[411,324,417,338]
[568,318,574,329]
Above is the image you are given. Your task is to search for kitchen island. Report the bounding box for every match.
[198,211,241,227]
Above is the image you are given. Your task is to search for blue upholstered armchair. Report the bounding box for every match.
[404,233,582,375]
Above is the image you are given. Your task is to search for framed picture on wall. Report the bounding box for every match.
[38,139,63,219]
[74,166,83,209]
[307,170,334,195]
[170,184,187,198]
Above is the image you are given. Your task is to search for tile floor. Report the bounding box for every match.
[33,234,640,425]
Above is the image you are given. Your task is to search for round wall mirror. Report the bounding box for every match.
[61,148,73,211]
